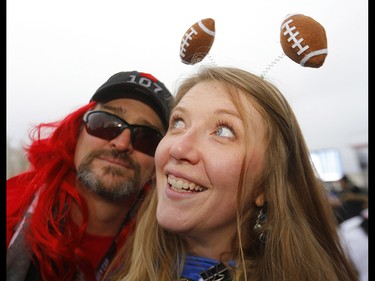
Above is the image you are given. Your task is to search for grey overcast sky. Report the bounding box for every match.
[7,0,368,174]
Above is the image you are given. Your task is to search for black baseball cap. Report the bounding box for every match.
[91,71,173,130]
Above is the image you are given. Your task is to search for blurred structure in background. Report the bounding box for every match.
[6,138,29,179]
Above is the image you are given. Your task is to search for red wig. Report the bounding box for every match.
[7,101,97,280]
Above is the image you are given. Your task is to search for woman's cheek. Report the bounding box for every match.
[154,137,170,169]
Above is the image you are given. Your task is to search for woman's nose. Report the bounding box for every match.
[169,131,200,164]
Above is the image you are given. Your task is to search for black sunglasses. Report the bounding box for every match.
[83,110,163,157]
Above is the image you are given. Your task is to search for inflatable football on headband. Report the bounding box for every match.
[280,14,328,68]
[179,18,216,65]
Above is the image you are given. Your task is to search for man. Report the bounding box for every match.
[6,71,173,281]
[334,174,368,223]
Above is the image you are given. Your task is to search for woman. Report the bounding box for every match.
[107,66,359,281]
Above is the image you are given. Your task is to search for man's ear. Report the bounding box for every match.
[255,193,265,207]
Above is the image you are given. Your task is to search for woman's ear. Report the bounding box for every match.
[255,193,265,207]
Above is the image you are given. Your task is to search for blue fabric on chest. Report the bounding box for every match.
[181,255,222,281]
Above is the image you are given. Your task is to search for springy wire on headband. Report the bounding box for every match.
[260,53,285,79]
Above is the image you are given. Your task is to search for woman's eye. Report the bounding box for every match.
[172,119,185,129]
[215,126,235,138]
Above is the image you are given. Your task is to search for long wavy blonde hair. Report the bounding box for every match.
[105,66,359,281]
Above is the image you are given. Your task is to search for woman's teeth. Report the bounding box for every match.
[167,176,206,192]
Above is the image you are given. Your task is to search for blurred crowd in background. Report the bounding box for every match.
[325,174,368,281]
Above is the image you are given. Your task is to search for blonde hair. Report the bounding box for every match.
[106,66,359,281]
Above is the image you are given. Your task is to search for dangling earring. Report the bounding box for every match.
[253,207,268,243]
